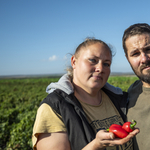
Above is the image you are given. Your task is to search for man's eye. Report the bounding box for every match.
[145,48,150,53]
[89,59,97,63]
[132,52,140,57]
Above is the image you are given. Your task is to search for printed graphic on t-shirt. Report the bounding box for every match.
[91,115,122,131]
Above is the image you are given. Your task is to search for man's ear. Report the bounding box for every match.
[71,55,76,69]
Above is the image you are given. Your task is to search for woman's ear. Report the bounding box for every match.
[71,55,76,69]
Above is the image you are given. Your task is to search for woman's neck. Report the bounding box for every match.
[73,84,102,106]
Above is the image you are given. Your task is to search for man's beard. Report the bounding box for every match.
[131,62,150,84]
[138,72,150,84]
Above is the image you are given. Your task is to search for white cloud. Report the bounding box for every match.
[49,55,57,61]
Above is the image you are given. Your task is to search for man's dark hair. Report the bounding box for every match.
[122,23,150,55]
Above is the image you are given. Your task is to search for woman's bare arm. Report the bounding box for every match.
[36,132,71,150]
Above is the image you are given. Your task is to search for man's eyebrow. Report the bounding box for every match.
[129,49,138,56]
[129,44,150,56]
[143,44,150,49]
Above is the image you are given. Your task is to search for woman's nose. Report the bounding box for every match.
[95,62,103,72]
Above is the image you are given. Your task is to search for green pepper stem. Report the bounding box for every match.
[107,129,109,132]
[130,120,137,129]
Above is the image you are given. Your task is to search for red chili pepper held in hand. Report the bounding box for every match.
[122,120,137,133]
[107,124,128,138]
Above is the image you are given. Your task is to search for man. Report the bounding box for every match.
[122,23,150,150]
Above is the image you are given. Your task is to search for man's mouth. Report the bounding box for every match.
[144,66,150,70]
[140,62,150,72]
[141,66,150,74]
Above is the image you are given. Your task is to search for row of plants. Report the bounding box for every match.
[0,77,60,150]
[0,76,138,149]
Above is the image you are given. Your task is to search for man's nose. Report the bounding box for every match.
[141,52,150,63]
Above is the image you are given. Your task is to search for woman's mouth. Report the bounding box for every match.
[92,75,102,80]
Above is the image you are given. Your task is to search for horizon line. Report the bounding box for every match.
[0,72,135,79]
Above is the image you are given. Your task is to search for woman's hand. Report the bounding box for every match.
[82,128,140,150]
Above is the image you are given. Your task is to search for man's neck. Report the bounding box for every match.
[142,81,150,88]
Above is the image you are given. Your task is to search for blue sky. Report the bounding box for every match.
[1,0,150,76]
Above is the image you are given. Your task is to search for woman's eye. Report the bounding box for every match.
[104,63,110,67]
[89,59,97,63]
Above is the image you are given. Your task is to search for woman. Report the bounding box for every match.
[32,38,139,150]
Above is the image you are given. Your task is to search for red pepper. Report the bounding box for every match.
[107,124,128,138]
[122,120,137,133]
[109,124,122,128]
[107,120,137,138]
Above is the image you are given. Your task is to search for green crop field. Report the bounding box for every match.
[0,75,138,150]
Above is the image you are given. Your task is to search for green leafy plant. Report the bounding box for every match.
[0,75,138,149]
